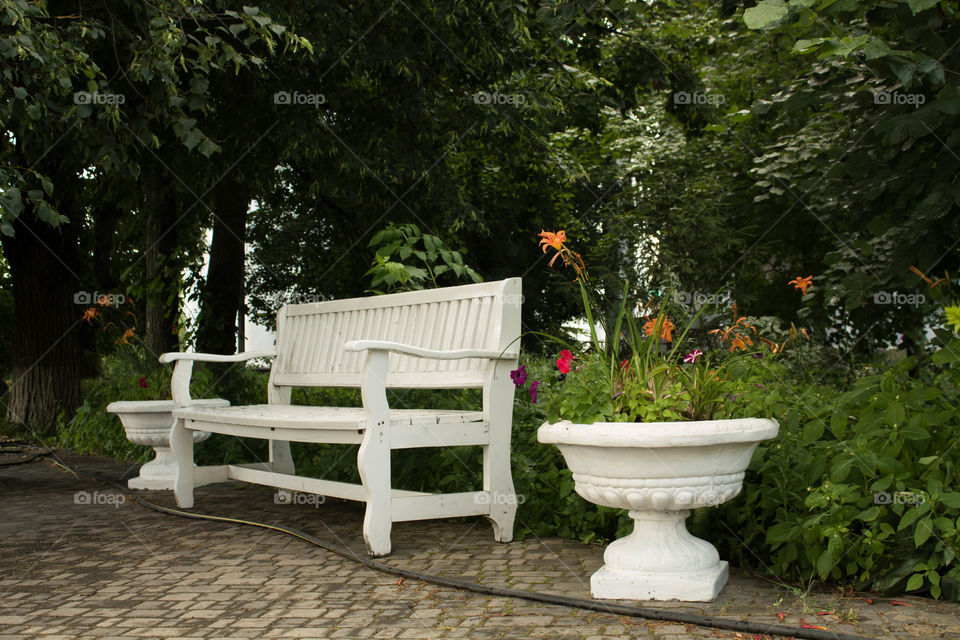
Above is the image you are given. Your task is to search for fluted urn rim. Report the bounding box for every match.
[538,417,778,448]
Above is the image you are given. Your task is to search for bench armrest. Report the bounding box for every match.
[161,351,276,406]
[159,351,276,364]
[344,340,510,360]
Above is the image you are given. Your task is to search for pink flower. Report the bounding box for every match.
[138,377,149,389]
[683,349,703,364]
[529,380,540,404]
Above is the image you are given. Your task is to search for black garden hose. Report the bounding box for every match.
[4,444,877,640]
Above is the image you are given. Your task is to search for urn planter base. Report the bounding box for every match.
[590,509,729,601]
[592,561,728,602]
[107,399,227,491]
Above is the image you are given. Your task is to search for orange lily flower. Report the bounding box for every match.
[81,307,98,323]
[789,275,813,295]
[643,317,675,342]
[537,230,588,282]
[538,230,567,253]
[116,327,135,345]
[96,294,111,306]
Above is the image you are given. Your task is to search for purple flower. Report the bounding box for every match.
[510,365,527,387]
[752,353,764,359]
[529,380,540,404]
[683,349,703,364]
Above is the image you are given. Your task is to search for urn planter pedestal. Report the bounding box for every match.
[537,417,779,602]
[107,399,228,490]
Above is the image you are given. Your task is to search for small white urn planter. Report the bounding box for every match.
[107,399,228,490]
[537,417,778,602]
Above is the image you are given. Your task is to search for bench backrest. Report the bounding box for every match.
[270,278,522,390]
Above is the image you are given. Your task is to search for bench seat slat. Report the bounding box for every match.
[173,404,484,430]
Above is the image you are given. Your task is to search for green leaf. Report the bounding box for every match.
[197,137,220,157]
[906,0,940,14]
[793,38,827,53]
[905,573,924,591]
[181,130,202,151]
[886,402,905,426]
[13,86,26,99]
[933,84,960,115]
[856,506,880,522]
[830,456,853,482]
[899,507,921,531]
[743,0,788,30]
[939,493,960,508]
[914,517,933,547]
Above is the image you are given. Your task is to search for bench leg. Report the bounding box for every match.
[269,440,295,475]
[358,422,392,556]
[484,369,517,543]
[170,418,195,509]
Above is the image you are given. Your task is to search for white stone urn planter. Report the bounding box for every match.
[537,417,779,602]
[107,399,228,490]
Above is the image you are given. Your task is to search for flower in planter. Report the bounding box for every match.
[531,230,782,424]
[556,349,574,374]
[510,365,527,387]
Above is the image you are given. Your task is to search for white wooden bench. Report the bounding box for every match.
[162,278,522,556]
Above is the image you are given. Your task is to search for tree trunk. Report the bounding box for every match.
[144,168,181,355]
[1,203,83,438]
[194,177,250,354]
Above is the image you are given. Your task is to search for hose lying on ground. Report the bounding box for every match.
[2,443,877,640]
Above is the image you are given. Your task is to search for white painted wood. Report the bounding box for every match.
[163,278,521,556]
[391,492,489,521]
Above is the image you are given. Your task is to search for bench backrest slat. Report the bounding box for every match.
[270,278,521,389]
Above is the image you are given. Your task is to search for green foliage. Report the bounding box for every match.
[57,345,215,460]
[365,223,481,294]
[704,346,960,600]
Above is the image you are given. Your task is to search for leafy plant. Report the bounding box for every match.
[522,230,786,423]
[365,223,482,294]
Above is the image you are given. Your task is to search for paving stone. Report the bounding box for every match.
[3,451,960,640]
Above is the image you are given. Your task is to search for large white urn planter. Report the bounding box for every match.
[537,417,778,602]
[107,399,228,490]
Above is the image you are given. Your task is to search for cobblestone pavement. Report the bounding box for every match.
[2,451,959,639]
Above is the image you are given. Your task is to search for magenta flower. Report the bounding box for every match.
[510,365,527,387]
[138,377,149,389]
[683,349,703,364]
[529,380,540,404]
